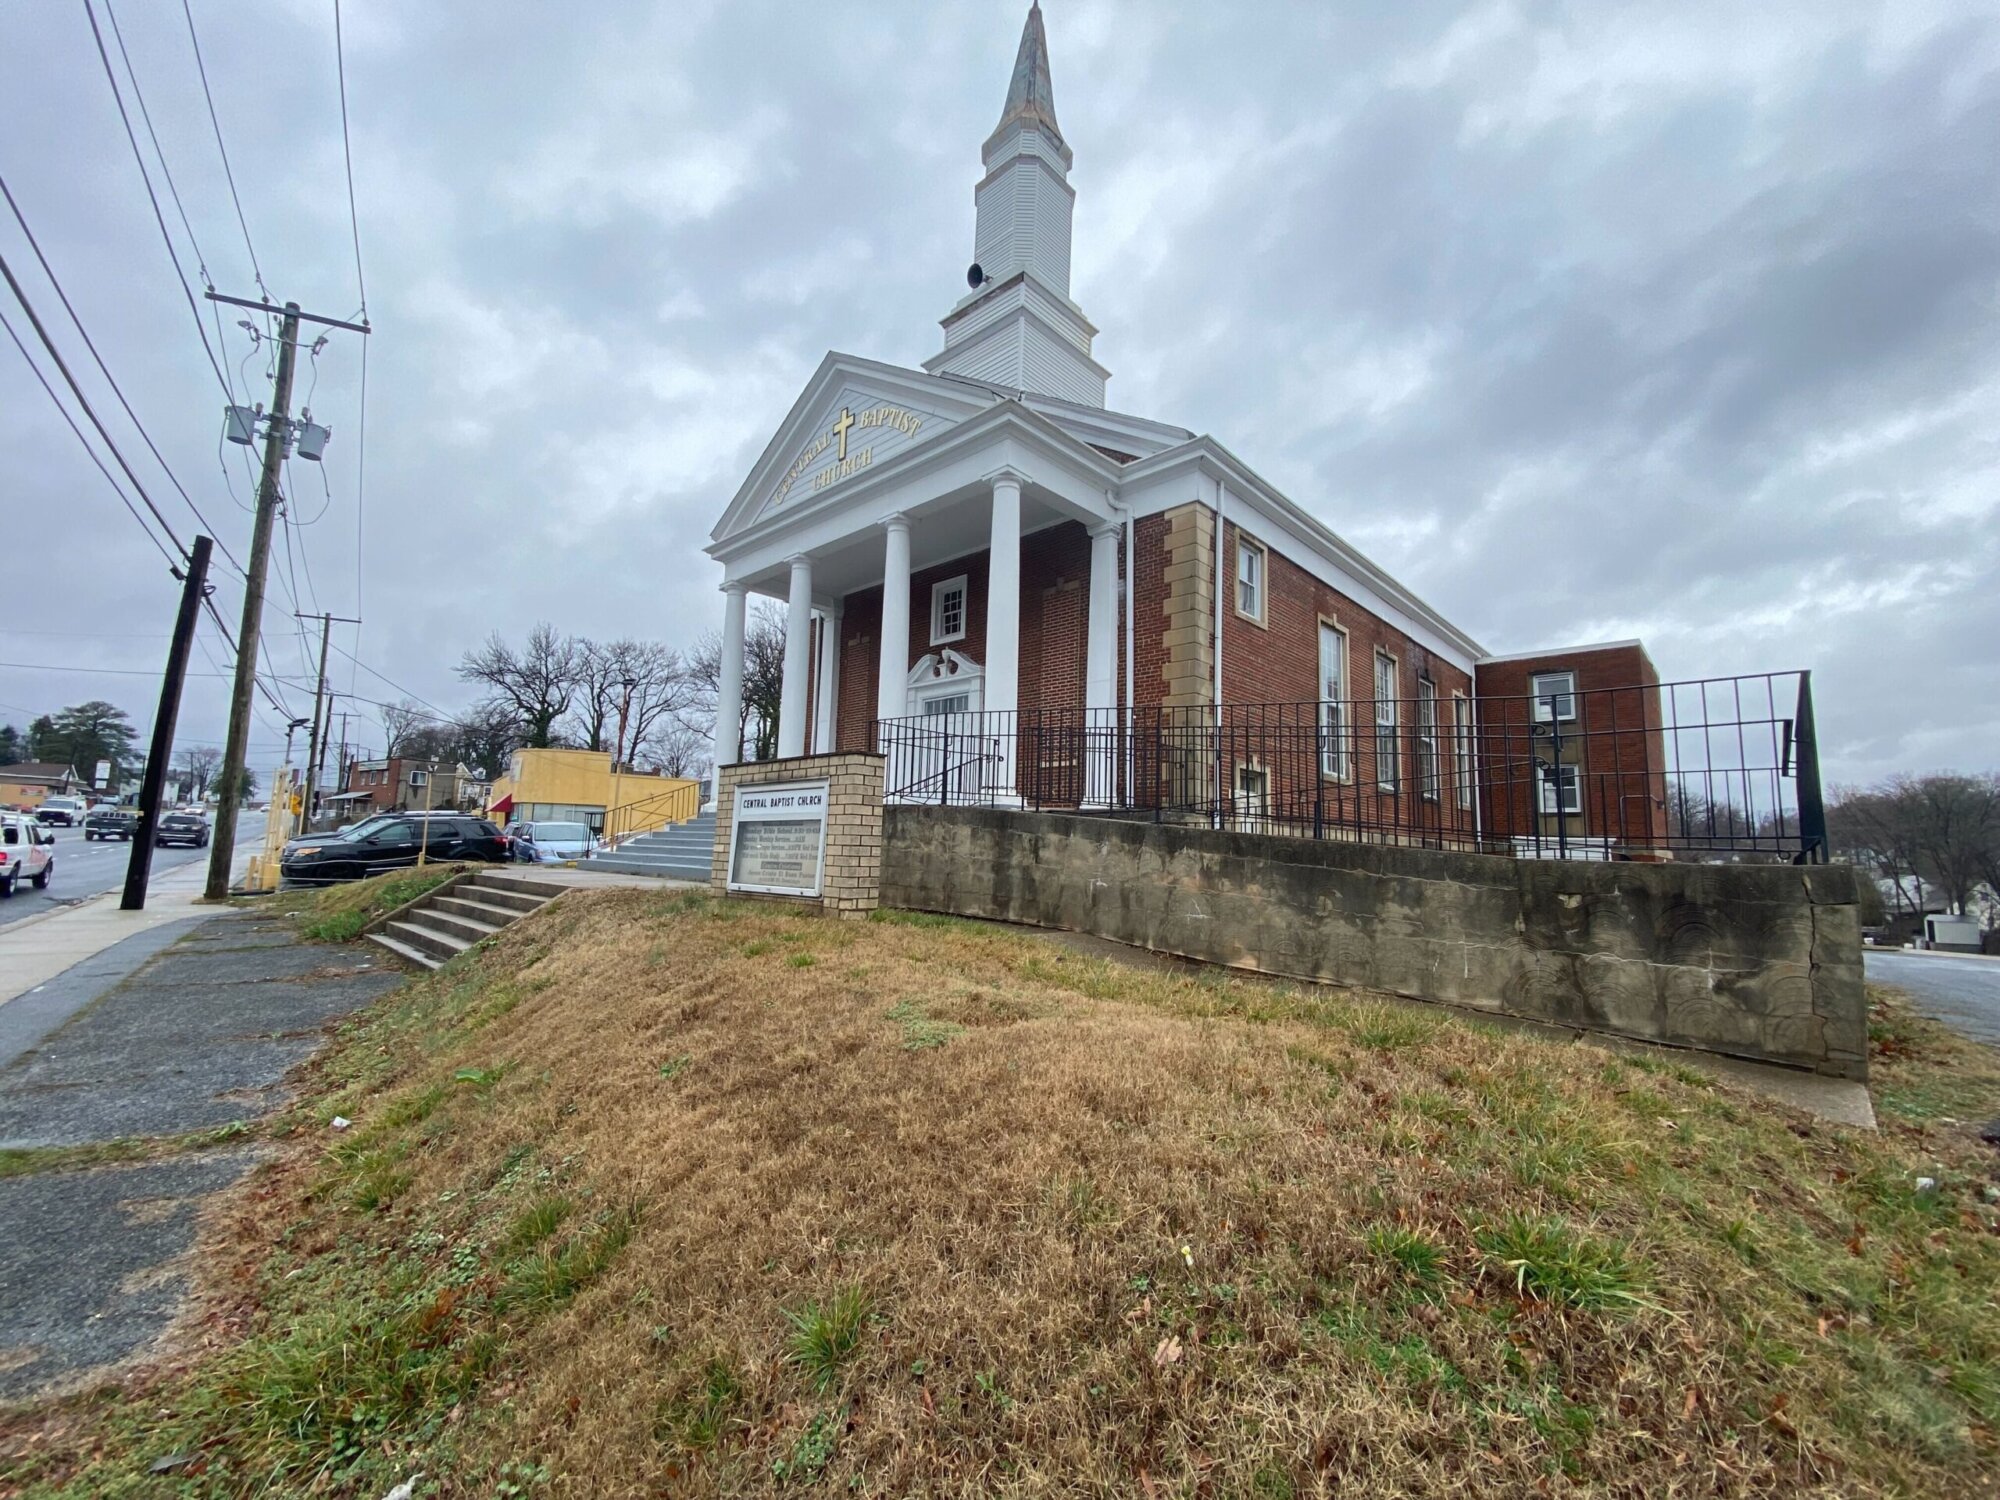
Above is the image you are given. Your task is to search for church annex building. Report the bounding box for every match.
[703,4,1825,866]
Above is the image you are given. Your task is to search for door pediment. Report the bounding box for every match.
[711,354,996,545]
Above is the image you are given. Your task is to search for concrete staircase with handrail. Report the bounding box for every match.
[586,810,714,882]
[366,868,559,971]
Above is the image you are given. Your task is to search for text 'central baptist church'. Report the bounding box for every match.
[704,3,1669,853]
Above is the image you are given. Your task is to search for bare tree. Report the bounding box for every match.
[1830,774,2000,916]
[175,744,223,799]
[641,719,710,779]
[380,700,439,758]
[563,639,701,763]
[689,602,787,762]
[456,623,579,749]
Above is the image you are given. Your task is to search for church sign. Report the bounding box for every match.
[726,779,829,897]
[772,402,930,507]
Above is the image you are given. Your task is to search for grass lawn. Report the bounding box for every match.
[2,888,1996,1497]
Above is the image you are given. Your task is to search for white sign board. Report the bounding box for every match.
[726,779,829,897]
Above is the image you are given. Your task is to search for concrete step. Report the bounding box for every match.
[431,894,529,926]
[415,907,502,945]
[587,855,709,880]
[368,930,441,971]
[386,919,473,963]
[467,875,556,910]
[588,851,710,874]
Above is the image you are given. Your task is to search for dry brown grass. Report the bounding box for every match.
[6,890,1999,1498]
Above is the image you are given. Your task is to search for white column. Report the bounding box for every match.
[984,471,1023,797]
[778,555,813,758]
[1084,518,1119,805]
[713,582,747,775]
[875,514,912,725]
[812,607,839,753]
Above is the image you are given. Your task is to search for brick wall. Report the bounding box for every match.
[836,520,1101,746]
[710,752,885,916]
[1474,644,1669,852]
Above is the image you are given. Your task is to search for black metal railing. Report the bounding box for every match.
[873,671,1827,863]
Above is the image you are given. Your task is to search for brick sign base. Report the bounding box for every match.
[711,753,885,915]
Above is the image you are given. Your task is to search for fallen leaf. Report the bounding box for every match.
[1153,1335,1183,1367]
[1682,1386,1699,1419]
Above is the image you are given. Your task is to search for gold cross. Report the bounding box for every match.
[830,407,855,462]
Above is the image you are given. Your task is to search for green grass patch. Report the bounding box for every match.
[1473,1215,1653,1312]
[885,999,965,1051]
[783,1287,873,1393]
[291,866,468,943]
[0,1120,254,1180]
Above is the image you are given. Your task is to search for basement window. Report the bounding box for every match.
[1538,763,1583,816]
[930,575,967,645]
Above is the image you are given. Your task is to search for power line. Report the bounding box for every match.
[327,641,452,722]
[0,302,180,569]
[81,0,234,403]
[179,0,267,302]
[0,173,246,580]
[333,0,368,320]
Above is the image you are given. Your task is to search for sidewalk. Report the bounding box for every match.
[0,849,252,1013]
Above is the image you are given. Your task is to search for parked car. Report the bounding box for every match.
[509,820,597,864]
[83,806,140,841]
[154,810,211,848]
[282,809,468,857]
[0,814,56,895]
[279,814,510,886]
[35,796,87,827]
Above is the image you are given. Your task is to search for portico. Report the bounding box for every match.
[707,371,1136,799]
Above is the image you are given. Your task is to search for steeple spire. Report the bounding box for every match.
[927,3,1108,406]
[989,1,1065,159]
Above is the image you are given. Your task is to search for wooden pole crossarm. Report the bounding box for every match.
[204,289,371,335]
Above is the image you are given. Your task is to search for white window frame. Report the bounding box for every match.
[1538,763,1582,816]
[929,575,968,646]
[1317,620,1349,781]
[1416,674,1439,802]
[1452,691,1473,812]
[1234,536,1266,625]
[1530,670,1577,723]
[1373,650,1399,790]
[1234,760,1270,831]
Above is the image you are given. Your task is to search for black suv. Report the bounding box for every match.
[279,815,509,886]
[154,811,210,848]
[83,806,139,841]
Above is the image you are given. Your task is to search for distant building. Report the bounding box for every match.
[0,763,84,811]
[332,758,476,820]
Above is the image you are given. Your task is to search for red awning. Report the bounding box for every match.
[489,794,513,815]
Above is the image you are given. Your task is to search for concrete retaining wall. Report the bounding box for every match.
[881,808,1867,1078]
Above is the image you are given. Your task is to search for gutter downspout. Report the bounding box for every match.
[1212,475,1226,830]
[1120,495,1133,806]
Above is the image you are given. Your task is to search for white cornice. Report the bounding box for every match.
[1122,438,1486,665]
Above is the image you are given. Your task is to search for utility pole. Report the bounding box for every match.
[124,537,213,910]
[204,291,369,900]
[301,613,335,831]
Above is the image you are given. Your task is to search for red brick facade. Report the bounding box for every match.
[1474,644,1669,853]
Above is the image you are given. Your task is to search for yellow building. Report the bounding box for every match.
[486,748,699,841]
[0,763,83,812]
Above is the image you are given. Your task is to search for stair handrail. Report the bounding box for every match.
[599,778,703,849]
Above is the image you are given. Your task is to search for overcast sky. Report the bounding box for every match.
[3,0,1995,790]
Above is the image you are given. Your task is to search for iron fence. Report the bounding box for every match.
[873,670,1827,863]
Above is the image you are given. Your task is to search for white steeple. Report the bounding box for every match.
[925,2,1109,407]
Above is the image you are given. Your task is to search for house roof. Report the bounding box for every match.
[0,763,80,785]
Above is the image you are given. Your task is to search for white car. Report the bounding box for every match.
[0,814,56,896]
[509,820,596,863]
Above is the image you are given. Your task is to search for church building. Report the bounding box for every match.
[705,4,1671,855]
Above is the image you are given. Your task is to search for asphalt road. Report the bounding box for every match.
[1865,949,2000,1049]
[0,811,267,931]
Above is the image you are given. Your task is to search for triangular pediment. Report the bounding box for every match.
[711,354,998,544]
